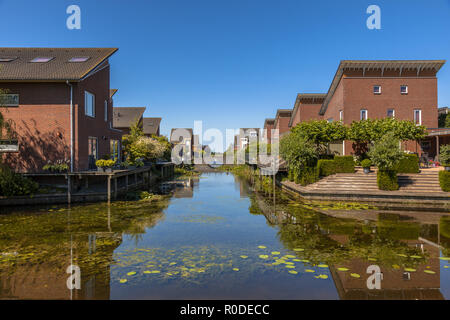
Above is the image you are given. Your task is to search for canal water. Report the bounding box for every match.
[0,172,449,299]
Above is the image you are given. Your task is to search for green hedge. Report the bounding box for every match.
[439,170,450,192]
[377,170,399,191]
[396,154,419,173]
[291,167,319,186]
[317,156,355,177]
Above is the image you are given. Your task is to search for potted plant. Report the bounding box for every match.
[95,159,116,173]
[440,145,450,171]
[361,159,372,174]
[43,160,70,173]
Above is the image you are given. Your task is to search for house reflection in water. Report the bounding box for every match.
[251,190,447,300]
[172,178,199,199]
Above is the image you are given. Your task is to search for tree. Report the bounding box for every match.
[367,132,404,170]
[280,131,318,172]
[0,89,16,143]
[290,120,348,154]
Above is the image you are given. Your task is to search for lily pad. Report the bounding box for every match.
[288,270,298,274]
[439,257,450,261]
[337,267,349,272]
[240,255,248,259]
[258,246,267,249]
[271,251,281,255]
[404,268,416,272]
[285,265,295,269]
[293,248,304,252]
[315,274,328,279]
[305,269,315,273]
[318,264,328,268]
[424,270,435,274]
[232,268,239,272]
[410,255,422,259]
[259,255,269,259]
[350,273,361,278]
[119,279,127,283]
[126,271,136,276]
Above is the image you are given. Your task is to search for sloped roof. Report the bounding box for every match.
[0,48,118,81]
[170,128,193,143]
[143,117,162,135]
[274,109,292,128]
[113,107,146,128]
[110,89,118,98]
[264,118,275,127]
[320,60,446,115]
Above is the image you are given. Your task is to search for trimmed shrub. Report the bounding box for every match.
[317,159,336,177]
[396,154,419,173]
[297,166,319,186]
[361,159,372,168]
[439,170,450,192]
[334,156,355,173]
[377,170,399,191]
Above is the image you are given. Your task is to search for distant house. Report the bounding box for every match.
[236,128,260,150]
[289,93,325,128]
[0,47,122,172]
[113,107,146,135]
[263,119,275,143]
[143,117,161,137]
[170,128,193,162]
[274,109,292,137]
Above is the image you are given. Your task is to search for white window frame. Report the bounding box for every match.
[414,109,422,125]
[360,109,368,121]
[88,136,98,160]
[373,85,381,94]
[387,109,395,118]
[339,110,343,121]
[104,100,108,122]
[85,91,95,117]
[401,85,408,95]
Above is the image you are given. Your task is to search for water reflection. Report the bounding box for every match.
[0,172,449,300]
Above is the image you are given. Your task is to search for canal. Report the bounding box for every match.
[0,172,449,299]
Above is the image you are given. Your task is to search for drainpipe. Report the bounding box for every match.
[66,81,74,173]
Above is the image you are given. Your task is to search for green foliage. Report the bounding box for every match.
[361,159,372,168]
[439,170,450,192]
[438,113,450,128]
[334,156,355,173]
[290,120,348,153]
[317,159,336,177]
[95,159,117,168]
[0,94,17,142]
[367,132,404,170]
[293,166,319,186]
[43,160,70,173]
[280,132,318,173]
[440,145,450,166]
[151,135,172,161]
[395,154,419,173]
[377,170,399,191]
[0,164,39,196]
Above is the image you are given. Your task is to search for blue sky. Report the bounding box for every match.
[1,0,449,147]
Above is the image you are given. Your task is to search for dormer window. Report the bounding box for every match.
[30,57,54,63]
[373,85,381,94]
[0,57,17,62]
[69,57,90,63]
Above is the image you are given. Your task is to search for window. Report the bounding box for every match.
[327,118,333,123]
[339,110,343,121]
[30,57,53,63]
[69,57,90,63]
[401,85,408,94]
[360,109,368,120]
[414,109,422,125]
[387,109,395,118]
[110,140,120,161]
[0,57,17,62]
[85,91,95,117]
[104,100,108,122]
[249,131,257,138]
[373,85,381,94]
[88,137,98,160]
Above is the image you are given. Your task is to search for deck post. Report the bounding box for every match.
[125,175,129,191]
[114,178,118,200]
[436,136,440,161]
[67,174,72,205]
[107,175,111,203]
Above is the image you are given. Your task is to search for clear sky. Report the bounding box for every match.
[1,0,449,149]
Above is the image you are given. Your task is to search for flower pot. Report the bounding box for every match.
[363,167,370,174]
[97,167,105,173]
[105,168,113,173]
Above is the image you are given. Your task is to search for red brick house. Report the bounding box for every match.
[0,47,122,172]
[320,60,446,156]
[289,93,325,128]
[274,109,292,137]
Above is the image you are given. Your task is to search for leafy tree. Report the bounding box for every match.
[367,132,404,170]
[280,131,318,172]
[440,144,450,166]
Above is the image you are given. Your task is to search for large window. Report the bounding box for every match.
[85,91,95,117]
[360,109,368,121]
[88,137,98,159]
[414,109,422,125]
[110,139,120,161]
[339,110,343,122]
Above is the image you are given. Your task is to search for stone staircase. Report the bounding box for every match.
[306,169,443,193]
